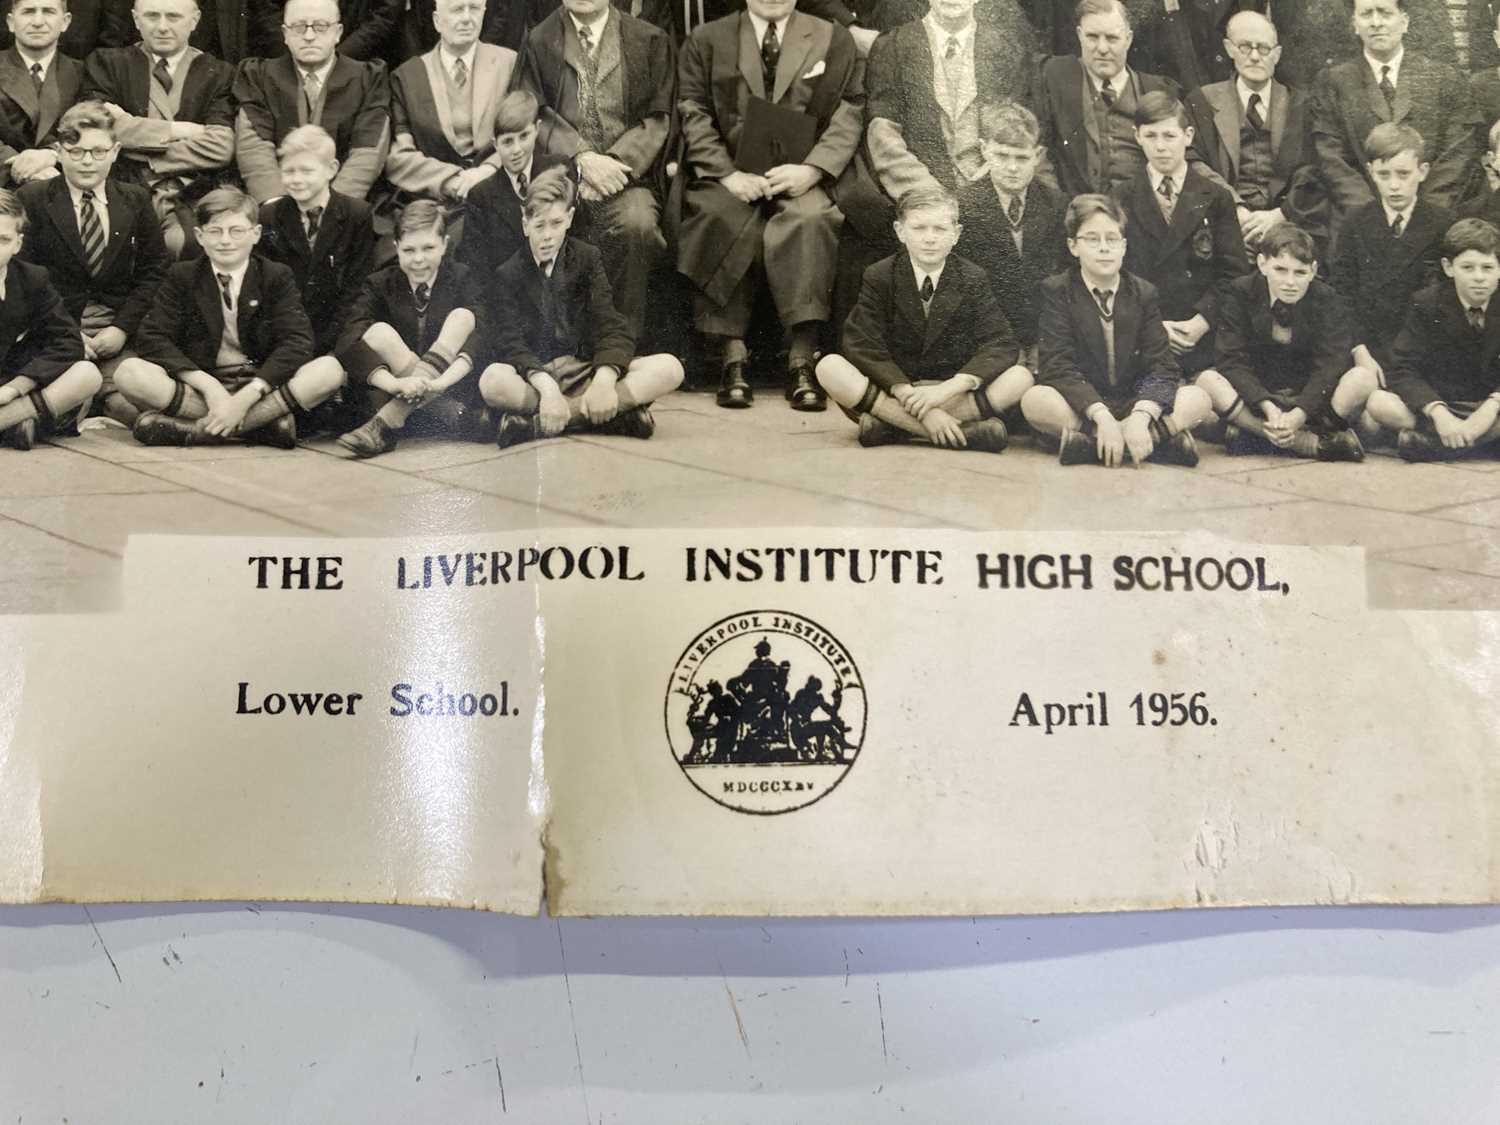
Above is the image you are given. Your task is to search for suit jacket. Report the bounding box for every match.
[1274,0,1457,91]
[1213,272,1354,414]
[840,252,1018,391]
[1470,69,1500,155]
[256,191,376,353]
[1028,55,1178,199]
[83,47,236,184]
[1115,165,1249,326]
[1388,280,1500,410]
[664,0,892,40]
[1329,198,1452,365]
[386,44,519,197]
[0,258,83,385]
[336,259,487,390]
[864,11,1037,200]
[0,0,132,59]
[455,152,572,281]
[16,177,168,336]
[1037,268,1181,416]
[0,48,82,185]
[1187,78,1327,239]
[234,54,392,202]
[529,0,678,40]
[400,0,529,58]
[1312,53,1478,217]
[133,257,314,387]
[953,177,1066,348]
[487,236,635,374]
[515,8,675,189]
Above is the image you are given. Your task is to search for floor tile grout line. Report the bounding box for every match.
[0,510,122,560]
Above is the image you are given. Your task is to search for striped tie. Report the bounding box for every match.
[78,190,104,277]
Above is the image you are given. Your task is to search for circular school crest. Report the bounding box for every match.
[664,611,866,815]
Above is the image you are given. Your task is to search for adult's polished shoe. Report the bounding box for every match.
[244,414,297,450]
[1,417,35,451]
[336,416,398,458]
[786,364,826,412]
[495,413,538,449]
[599,406,655,439]
[716,361,753,409]
[132,411,223,447]
[960,418,1008,453]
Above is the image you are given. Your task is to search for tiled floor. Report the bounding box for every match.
[5,391,1500,613]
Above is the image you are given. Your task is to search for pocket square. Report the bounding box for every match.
[802,60,826,79]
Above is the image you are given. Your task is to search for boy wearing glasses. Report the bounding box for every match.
[1021,194,1210,468]
[17,101,168,426]
[114,186,344,447]
[233,0,390,204]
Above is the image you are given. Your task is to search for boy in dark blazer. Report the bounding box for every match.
[477,167,683,447]
[334,200,485,457]
[1114,90,1250,377]
[1021,193,1211,467]
[1367,217,1500,460]
[17,101,169,426]
[255,125,375,356]
[816,185,1020,451]
[1195,222,1373,461]
[0,189,101,449]
[0,0,83,189]
[115,187,343,447]
[455,90,571,281]
[1330,122,1453,383]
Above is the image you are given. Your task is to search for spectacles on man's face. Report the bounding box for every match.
[201,224,256,240]
[1230,40,1278,58]
[1074,233,1125,248]
[283,19,337,35]
[60,145,115,162]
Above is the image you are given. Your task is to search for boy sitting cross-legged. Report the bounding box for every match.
[815,185,1024,452]
[1021,193,1212,468]
[1367,217,1500,461]
[1195,221,1374,462]
[477,168,683,448]
[116,188,343,448]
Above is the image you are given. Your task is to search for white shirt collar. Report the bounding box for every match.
[923,13,975,54]
[533,253,557,277]
[142,43,191,72]
[746,11,789,47]
[67,181,105,210]
[297,188,331,216]
[1088,67,1127,100]
[1382,200,1415,228]
[911,258,945,296]
[1084,271,1120,299]
[1365,46,1403,86]
[1236,76,1271,113]
[1148,165,1187,196]
[507,165,532,197]
[570,8,610,48]
[214,260,250,304]
[298,56,337,87]
[439,42,478,76]
[409,262,440,292]
[15,45,56,77]
[993,184,1026,212]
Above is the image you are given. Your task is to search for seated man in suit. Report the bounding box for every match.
[0,0,84,188]
[1187,10,1326,256]
[85,0,236,256]
[676,0,862,410]
[385,0,518,212]
[17,102,169,425]
[394,0,525,64]
[1312,0,1477,224]
[1029,0,1182,200]
[0,0,132,60]
[815,185,1021,452]
[234,0,391,203]
[515,0,673,341]
[1127,0,1261,94]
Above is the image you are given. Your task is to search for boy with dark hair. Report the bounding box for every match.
[816,185,1022,452]
[1331,121,1453,384]
[1367,217,1500,460]
[115,187,343,447]
[478,167,683,447]
[1195,221,1374,461]
[334,199,485,458]
[1021,193,1211,468]
[457,89,571,281]
[0,187,101,449]
[18,100,168,426]
[1114,89,1250,377]
[954,101,1066,368]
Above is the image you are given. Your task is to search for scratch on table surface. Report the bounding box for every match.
[81,906,121,983]
[555,920,592,1124]
[408,1030,419,1072]
[843,948,849,988]
[494,1055,508,1112]
[876,981,888,1064]
[718,959,750,1055]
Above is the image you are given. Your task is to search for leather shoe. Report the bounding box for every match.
[787,365,826,412]
[716,361,753,409]
[336,416,398,458]
[598,406,655,439]
[1222,422,1271,456]
[1,417,35,451]
[857,414,906,447]
[960,418,1007,453]
[1396,428,1445,462]
[1058,428,1097,465]
[1146,429,1200,468]
[453,405,497,443]
[244,414,297,450]
[495,413,538,449]
[1316,429,1364,463]
[132,411,222,447]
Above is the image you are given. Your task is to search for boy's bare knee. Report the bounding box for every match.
[445,308,476,337]
[70,361,104,395]
[363,322,402,351]
[113,358,150,395]
[302,357,345,396]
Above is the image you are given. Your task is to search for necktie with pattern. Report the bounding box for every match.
[153,55,172,95]
[920,275,934,302]
[1271,300,1294,328]
[414,281,431,312]
[576,23,605,146]
[1246,91,1265,132]
[517,171,529,197]
[762,21,780,91]
[216,271,233,311]
[453,56,468,89]
[28,61,41,93]
[1157,175,1176,219]
[78,190,104,277]
[1006,195,1023,227]
[1391,212,1404,238]
[945,35,958,61]
[304,205,323,243]
[1469,305,1485,331]
[1098,80,1115,107]
[1379,63,1396,107]
[302,70,321,118]
[1093,287,1113,320]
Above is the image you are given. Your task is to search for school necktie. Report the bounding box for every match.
[453,56,468,89]
[1390,212,1405,238]
[28,61,41,93]
[78,190,104,277]
[216,271,234,311]
[1157,175,1176,219]
[153,55,172,94]
[762,21,780,92]
[1093,287,1113,320]
[517,171,528,197]
[1245,91,1265,132]
[414,281,431,312]
[1379,64,1396,108]
[1469,305,1486,331]
[920,275,935,302]
[304,205,322,242]
[301,70,321,118]
[1271,300,1294,328]
[1006,195,1023,227]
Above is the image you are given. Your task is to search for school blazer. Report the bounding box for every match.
[256,191,376,352]
[16,177,169,337]
[0,258,84,385]
[1037,269,1181,417]
[953,178,1066,349]
[455,152,572,281]
[488,236,635,374]
[386,44,520,197]
[1213,273,1355,414]
[840,253,1018,392]
[336,259,486,380]
[1115,165,1249,326]
[1387,281,1500,410]
[1329,198,1452,360]
[134,257,314,388]
[0,48,82,185]
[1311,52,1479,217]
[515,7,675,188]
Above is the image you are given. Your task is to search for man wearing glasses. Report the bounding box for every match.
[0,0,84,188]
[1185,10,1326,254]
[233,0,391,204]
[82,0,236,256]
